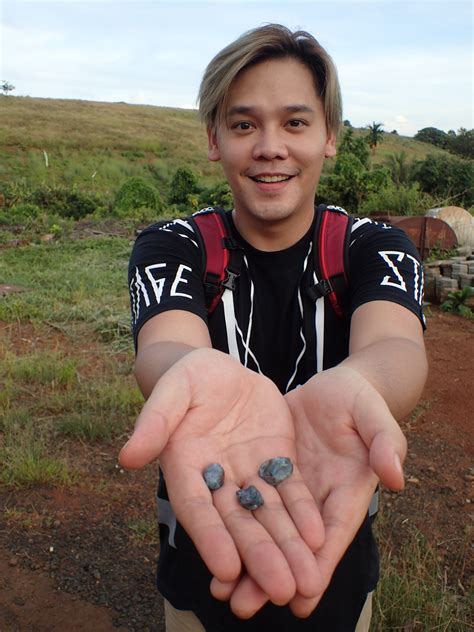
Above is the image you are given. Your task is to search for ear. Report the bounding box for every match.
[324,130,337,158]
[207,127,221,162]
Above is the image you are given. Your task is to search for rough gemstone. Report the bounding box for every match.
[236,485,264,511]
[258,457,293,486]
[203,463,225,490]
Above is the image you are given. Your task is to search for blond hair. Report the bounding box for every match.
[198,24,342,135]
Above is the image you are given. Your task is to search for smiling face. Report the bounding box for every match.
[207,57,337,249]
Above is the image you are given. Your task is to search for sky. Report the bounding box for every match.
[1,0,472,137]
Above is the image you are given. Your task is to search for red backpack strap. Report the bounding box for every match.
[190,208,243,314]
[307,205,353,318]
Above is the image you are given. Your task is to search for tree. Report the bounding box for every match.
[448,127,474,159]
[1,80,15,96]
[414,127,448,148]
[385,151,412,187]
[412,153,474,208]
[366,122,384,154]
[338,128,370,168]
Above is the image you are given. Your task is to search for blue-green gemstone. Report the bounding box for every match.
[236,485,264,510]
[203,463,225,490]
[258,457,293,486]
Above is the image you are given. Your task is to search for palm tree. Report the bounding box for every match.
[366,122,384,154]
[385,151,411,186]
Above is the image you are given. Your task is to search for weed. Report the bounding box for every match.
[127,517,159,545]
[0,422,73,487]
[441,287,474,319]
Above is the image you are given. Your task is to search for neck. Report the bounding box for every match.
[232,208,314,251]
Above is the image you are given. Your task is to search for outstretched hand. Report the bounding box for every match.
[211,365,407,618]
[119,347,325,605]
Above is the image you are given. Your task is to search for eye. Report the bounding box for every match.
[287,119,306,128]
[232,121,254,131]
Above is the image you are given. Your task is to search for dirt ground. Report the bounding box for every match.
[0,306,472,631]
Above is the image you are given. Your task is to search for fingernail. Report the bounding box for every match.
[394,453,403,475]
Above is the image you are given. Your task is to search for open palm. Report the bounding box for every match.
[119,347,325,605]
[212,364,406,617]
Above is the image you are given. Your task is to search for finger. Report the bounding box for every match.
[245,480,324,598]
[352,384,407,490]
[210,576,238,601]
[229,574,269,619]
[163,463,242,583]
[119,362,192,469]
[276,465,325,552]
[213,482,297,605]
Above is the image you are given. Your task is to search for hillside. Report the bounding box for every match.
[0,95,451,198]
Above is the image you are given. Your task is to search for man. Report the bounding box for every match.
[120,24,428,631]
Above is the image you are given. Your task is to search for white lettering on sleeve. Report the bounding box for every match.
[145,263,167,304]
[170,264,193,299]
[379,251,407,292]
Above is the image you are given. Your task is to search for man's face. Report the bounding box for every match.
[207,57,336,242]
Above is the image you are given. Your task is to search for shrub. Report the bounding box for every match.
[359,183,436,216]
[199,181,234,209]
[0,202,42,225]
[114,176,163,216]
[168,167,200,206]
[28,185,106,220]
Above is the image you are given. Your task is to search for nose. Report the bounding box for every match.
[251,128,289,161]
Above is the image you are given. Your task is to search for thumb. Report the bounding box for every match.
[353,384,407,491]
[118,362,192,469]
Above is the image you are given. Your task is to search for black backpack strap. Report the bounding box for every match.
[307,205,353,318]
[190,208,243,314]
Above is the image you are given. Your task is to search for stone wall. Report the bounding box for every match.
[424,246,474,305]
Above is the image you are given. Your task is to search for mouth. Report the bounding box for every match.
[249,174,294,183]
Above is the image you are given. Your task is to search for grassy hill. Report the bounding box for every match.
[0,95,450,200]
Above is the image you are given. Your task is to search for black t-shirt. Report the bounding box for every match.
[128,206,425,631]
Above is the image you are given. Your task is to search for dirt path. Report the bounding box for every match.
[0,307,472,631]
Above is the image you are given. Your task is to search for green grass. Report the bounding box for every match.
[372,518,472,630]
[0,412,73,486]
[0,96,223,195]
[0,236,132,348]
[0,96,452,199]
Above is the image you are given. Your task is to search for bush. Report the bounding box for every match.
[199,181,234,209]
[114,176,163,216]
[412,154,474,208]
[168,167,201,206]
[0,203,43,225]
[359,183,436,216]
[29,185,106,220]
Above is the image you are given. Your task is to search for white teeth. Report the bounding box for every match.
[254,175,291,183]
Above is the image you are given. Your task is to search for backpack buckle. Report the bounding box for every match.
[222,268,239,290]
[307,279,333,301]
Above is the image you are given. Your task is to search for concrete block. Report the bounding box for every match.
[423,275,437,301]
[424,266,440,277]
[439,263,453,277]
[452,263,469,277]
[459,274,474,289]
[436,276,459,302]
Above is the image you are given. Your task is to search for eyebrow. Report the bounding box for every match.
[226,104,315,117]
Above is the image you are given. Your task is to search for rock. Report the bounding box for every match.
[236,486,264,510]
[203,463,225,490]
[13,596,26,606]
[258,457,294,486]
[9,557,18,567]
